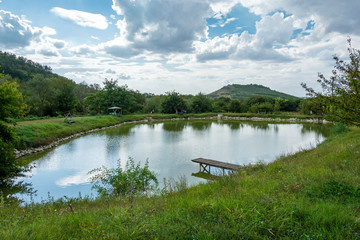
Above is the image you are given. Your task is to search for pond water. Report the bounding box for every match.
[10,120,329,203]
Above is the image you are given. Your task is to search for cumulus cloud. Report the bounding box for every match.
[46,37,67,49]
[209,0,241,17]
[50,7,108,30]
[239,0,360,35]
[31,36,68,57]
[196,12,295,62]
[110,0,211,56]
[102,37,140,58]
[0,10,42,48]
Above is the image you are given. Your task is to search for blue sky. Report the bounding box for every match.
[1,0,360,96]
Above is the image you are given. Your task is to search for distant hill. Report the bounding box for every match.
[207,84,298,100]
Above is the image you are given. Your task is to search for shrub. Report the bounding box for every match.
[89,157,158,198]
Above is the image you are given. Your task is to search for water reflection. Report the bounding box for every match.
[162,121,186,132]
[11,121,329,203]
[224,121,244,130]
[301,123,330,136]
[188,121,212,131]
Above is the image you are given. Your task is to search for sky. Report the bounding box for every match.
[1,0,360,97]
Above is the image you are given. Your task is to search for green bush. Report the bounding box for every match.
[89,157,158,197]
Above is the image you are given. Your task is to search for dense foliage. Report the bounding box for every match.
[0,52,52,81]
[0,81,27,121]
[84,79,145,115]
[161,91,187,114]
[302,39,360,125]
[0,80,27,181]
[0,52,98,116]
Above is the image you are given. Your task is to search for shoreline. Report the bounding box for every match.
[15,115,329,158]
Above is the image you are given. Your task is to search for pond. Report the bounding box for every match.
[9,120,329,203]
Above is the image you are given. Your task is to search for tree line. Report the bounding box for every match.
[0,51,302,117]
[144,91,301,114]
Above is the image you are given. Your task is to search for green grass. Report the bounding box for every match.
[1,126,359,239]
[13,112,311,150]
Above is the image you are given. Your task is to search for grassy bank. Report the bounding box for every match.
[14,112,310,150]
[1,127,359,239]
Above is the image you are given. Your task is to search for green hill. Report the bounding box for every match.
[208,84,298,99]
[0,51,55,82]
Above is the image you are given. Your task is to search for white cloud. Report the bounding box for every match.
[0,10,42,49]
[30,36,68,57]
[209,0,241,17]
[221,17,237,27]
[37,48,59,57]
[195,12,295,62]
[70,44,96,56]
[50,7,108,30]
[101,37,140,58]
[48,38,67,49]
[110,0,211,56]
[253,12,294,48]
[239,0,360,35]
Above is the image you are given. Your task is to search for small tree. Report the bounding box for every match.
[89,158,158,198]
[302,38,360,126]
[190,93,212,113]
[228,99,244,113]
[212,97,231,112]
[161,91,186,114]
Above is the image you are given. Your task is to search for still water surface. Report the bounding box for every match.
[13,120,329,203]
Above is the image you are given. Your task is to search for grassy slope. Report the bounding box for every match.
[14,113,310,150]
[1,127,359,239]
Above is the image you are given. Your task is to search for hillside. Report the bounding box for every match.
[208,84,298,99]
[0,51,55,82]
[0,52,99,116]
